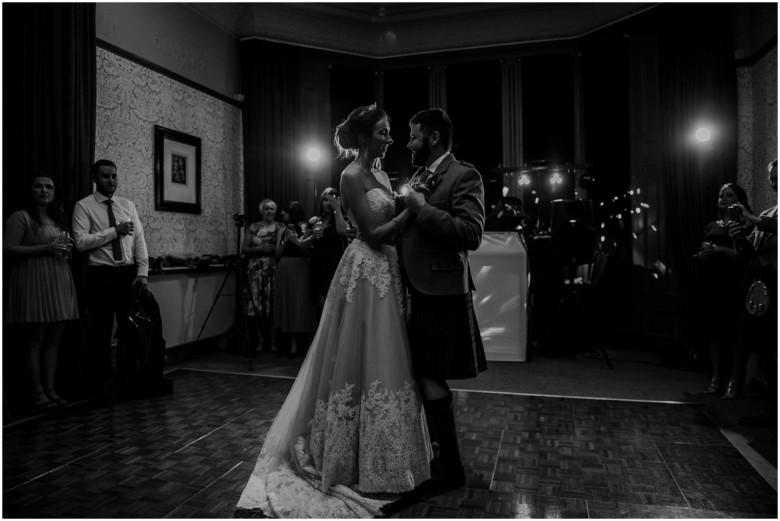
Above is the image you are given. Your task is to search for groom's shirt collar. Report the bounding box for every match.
[426,152,450,174]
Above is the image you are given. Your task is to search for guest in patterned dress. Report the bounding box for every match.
[242,199,281,354]
[3,175,79,411]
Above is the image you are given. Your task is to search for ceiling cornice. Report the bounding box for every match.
[186,3,658,58]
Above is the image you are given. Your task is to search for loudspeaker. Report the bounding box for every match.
[550,199,596,267]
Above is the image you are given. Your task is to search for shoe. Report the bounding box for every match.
[424,459,467,491]
[381,460,466,516]
[701,377,723,394]
[32,392,58,412]
[101,380,119,401]
[44,389,68,407]
[722,380,741,399]
[739,410,776,428]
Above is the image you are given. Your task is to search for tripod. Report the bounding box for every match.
[196,218,253,370]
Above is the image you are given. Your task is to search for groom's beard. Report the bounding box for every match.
[410,141,431,168]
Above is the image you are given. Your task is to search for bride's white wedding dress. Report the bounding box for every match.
[237,188,432,518]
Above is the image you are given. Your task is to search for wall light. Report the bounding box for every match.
[549,172,563,185]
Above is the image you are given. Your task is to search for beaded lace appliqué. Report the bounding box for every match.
[307,380,430,494]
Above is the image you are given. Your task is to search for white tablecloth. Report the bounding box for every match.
[471,232,528,361]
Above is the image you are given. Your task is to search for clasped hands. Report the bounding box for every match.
[396,184,427,214]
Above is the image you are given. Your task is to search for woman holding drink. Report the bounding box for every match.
[3,175,79,410]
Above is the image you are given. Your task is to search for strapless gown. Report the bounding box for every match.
[236,188,431,518]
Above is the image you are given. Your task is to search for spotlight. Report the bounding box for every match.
[695,127,712,143]
[306,147,322,163]
[549,172,563,186]
[517,173,532,187]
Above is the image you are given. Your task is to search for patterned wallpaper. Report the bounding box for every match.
[95,48,244,258]
[736,46,778,215]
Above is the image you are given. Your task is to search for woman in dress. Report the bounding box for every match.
[273,200,318,358]
[236,104,431,518]
[3,175,79,411]
[692,182,751,398]
[242,199,281,354]
[309,187,349,314]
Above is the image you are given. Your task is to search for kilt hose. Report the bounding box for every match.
[406,285,487,380]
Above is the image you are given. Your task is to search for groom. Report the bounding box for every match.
[399,108,487,490]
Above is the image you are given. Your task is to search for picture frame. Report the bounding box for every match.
[154,125,202,214]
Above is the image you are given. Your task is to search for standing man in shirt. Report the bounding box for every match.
[72,159,149,397]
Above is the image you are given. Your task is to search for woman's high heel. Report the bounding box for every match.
[722,380,741,399]
[44,389,68,406]
[701,377,722,394]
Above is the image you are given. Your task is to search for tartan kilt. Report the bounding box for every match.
[406,286,487,379]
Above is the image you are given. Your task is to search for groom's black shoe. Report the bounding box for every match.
[380,462,467,516]
[424,458,467,491]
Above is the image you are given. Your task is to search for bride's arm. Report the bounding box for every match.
[341,172,408,248]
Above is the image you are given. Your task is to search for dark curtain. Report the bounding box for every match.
[657,5,737,367]
[2,3,95,218]
[240,40,302,221]
[658,4,738,287]
[2,4,96,417]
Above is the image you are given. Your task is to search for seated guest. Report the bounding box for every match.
[4,174,79,411]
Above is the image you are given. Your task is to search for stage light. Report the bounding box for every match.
[517,173,532,187]
[306,147,322,163]
[695,127,712,143]
[549,172,563,185]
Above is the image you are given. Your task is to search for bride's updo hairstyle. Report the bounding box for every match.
[334,103,389,159]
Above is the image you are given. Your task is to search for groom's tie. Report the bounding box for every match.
[410,166,427,186]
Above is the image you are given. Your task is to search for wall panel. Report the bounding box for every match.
[95,47,244,258]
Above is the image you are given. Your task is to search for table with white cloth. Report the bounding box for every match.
[470,231,528,362]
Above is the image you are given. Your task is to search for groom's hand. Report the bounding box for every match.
[405,189,426,214]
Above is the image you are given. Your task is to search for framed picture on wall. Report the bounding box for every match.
[154,125,201,214]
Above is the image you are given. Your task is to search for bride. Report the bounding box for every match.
[236,104,431,518]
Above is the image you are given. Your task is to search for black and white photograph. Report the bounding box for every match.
[2,2,777,519]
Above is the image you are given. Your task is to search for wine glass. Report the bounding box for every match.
[57,229,73,260]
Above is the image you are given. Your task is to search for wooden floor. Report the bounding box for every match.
[3,367,777,518]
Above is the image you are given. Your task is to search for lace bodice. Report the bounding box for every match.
[339,189,403,309]
[346,188,395,236]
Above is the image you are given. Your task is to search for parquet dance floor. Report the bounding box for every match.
[3,369,776,518]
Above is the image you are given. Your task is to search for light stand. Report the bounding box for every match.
[196,216,253,371]
[546,200,613,369]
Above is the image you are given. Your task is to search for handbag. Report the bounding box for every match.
[745,279,770,317]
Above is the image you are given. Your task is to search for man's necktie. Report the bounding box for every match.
[410,167,427,186]
[105,199,124,262]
